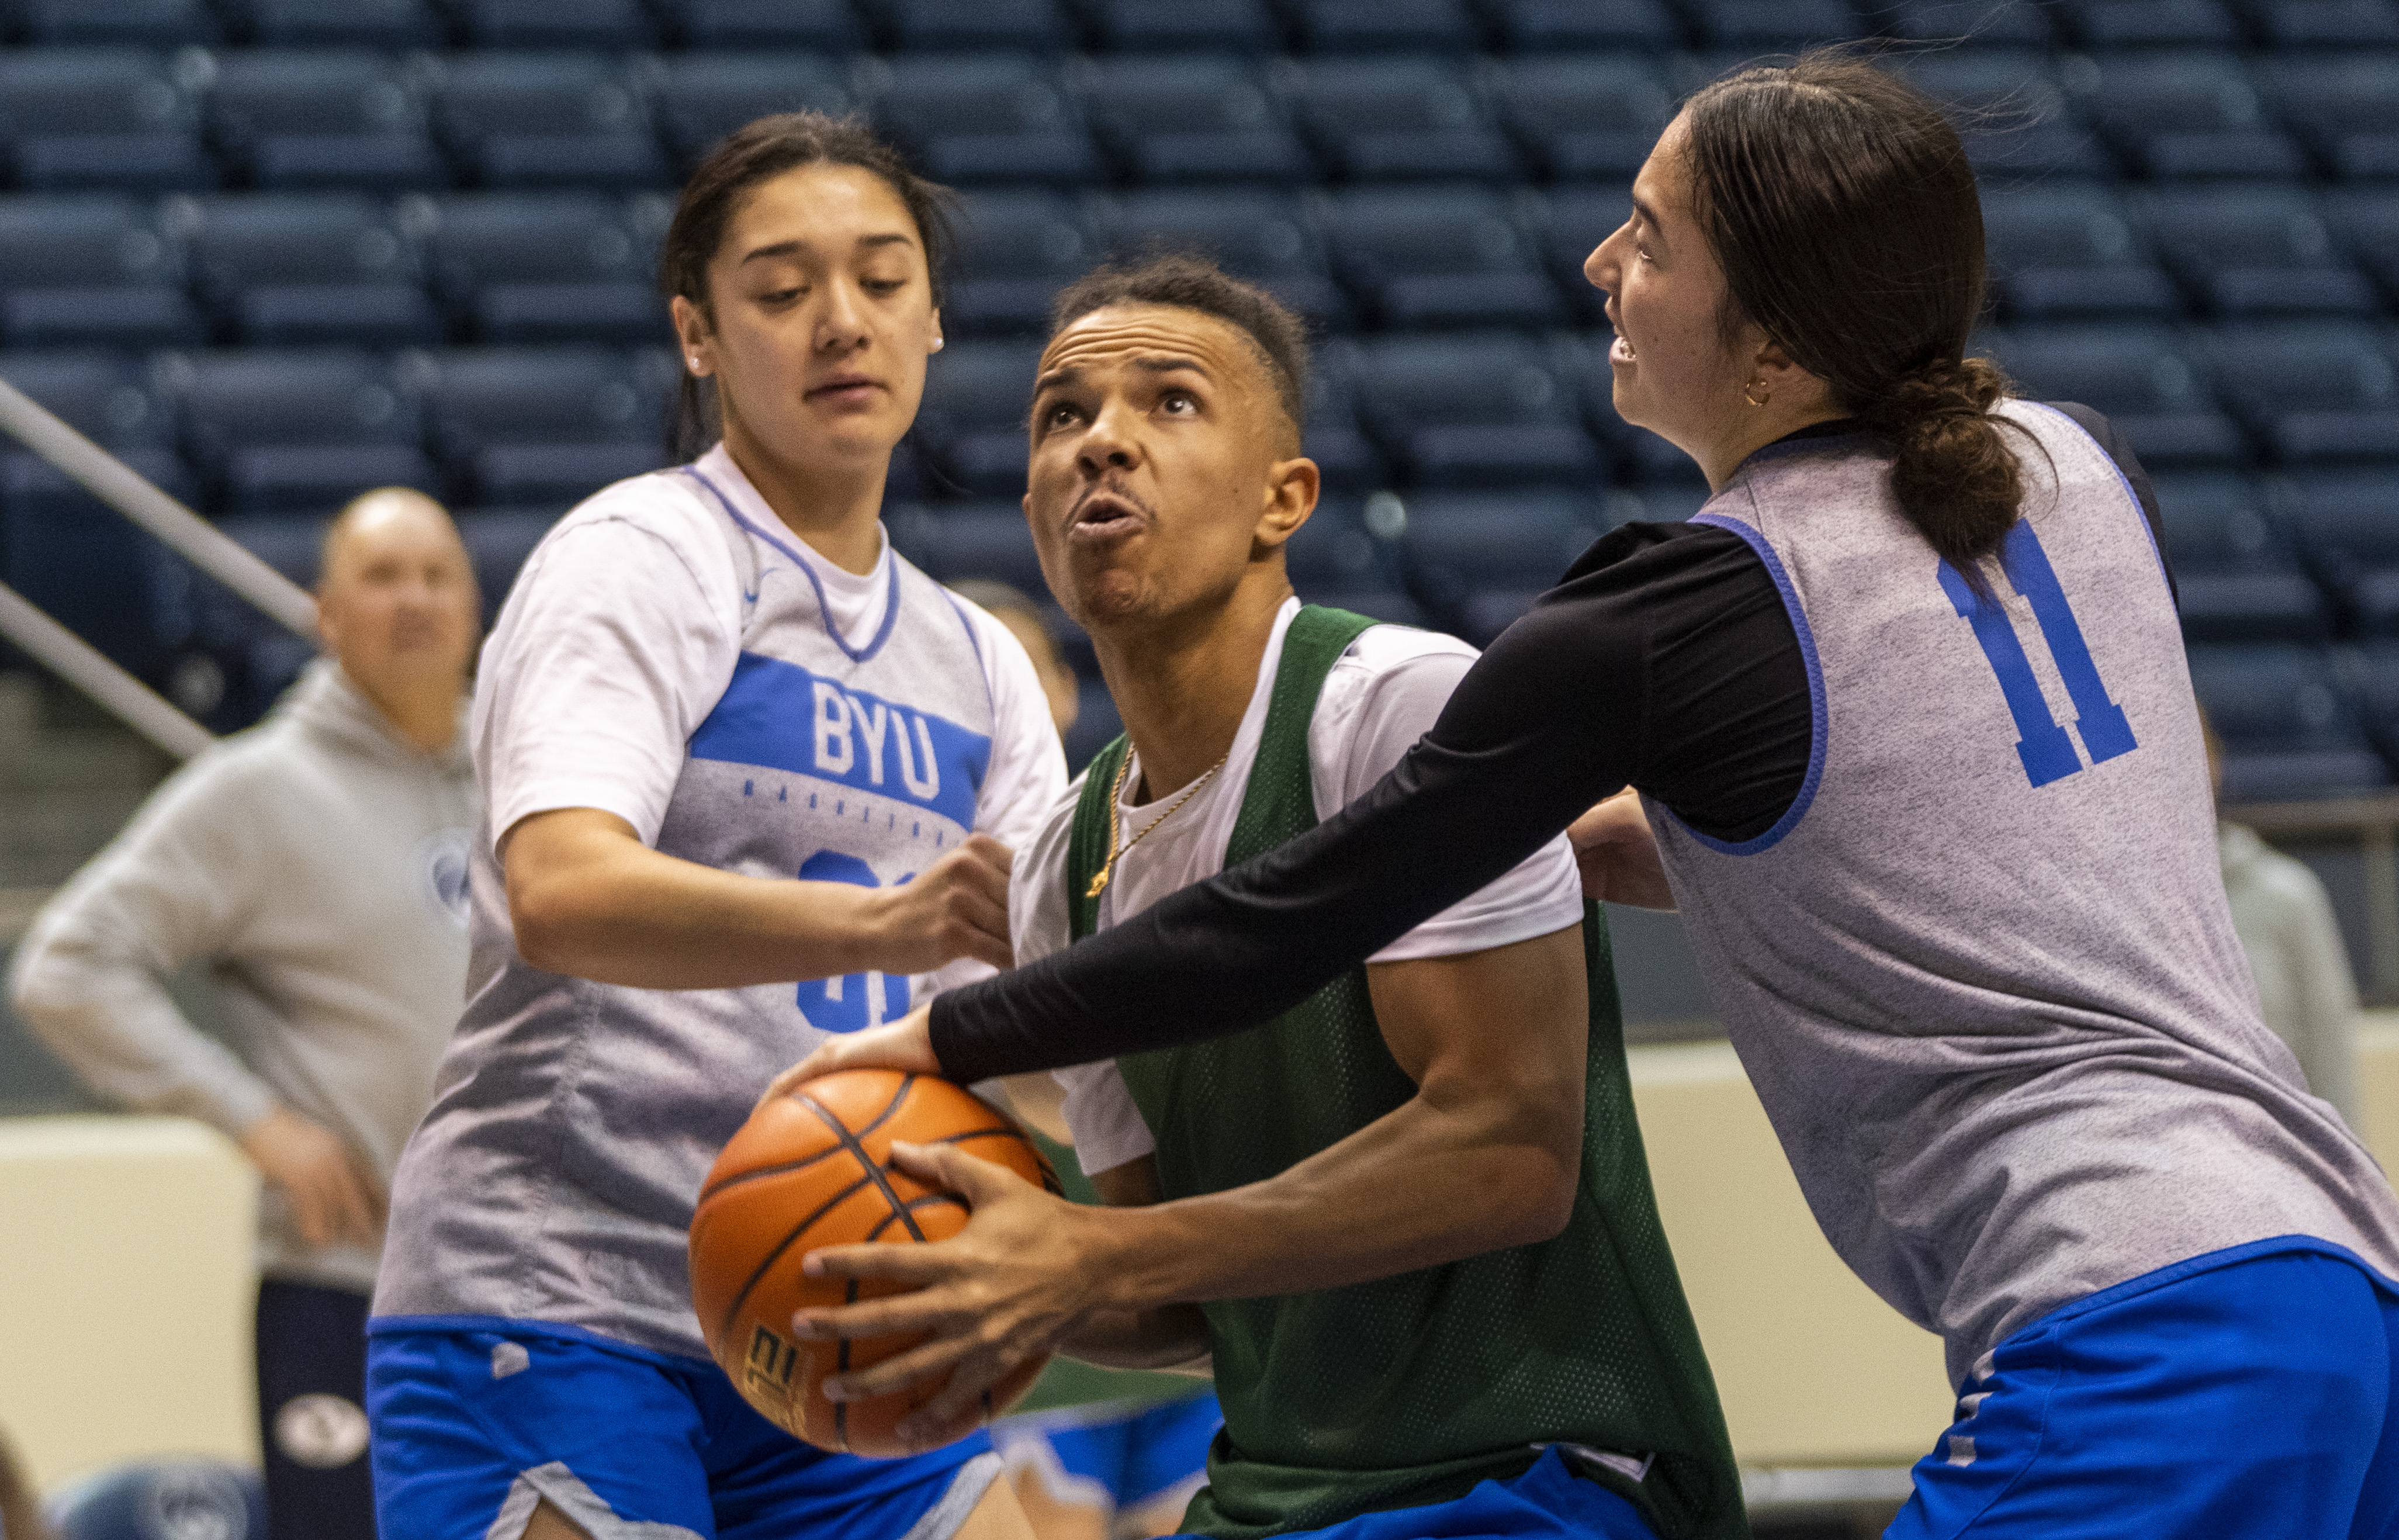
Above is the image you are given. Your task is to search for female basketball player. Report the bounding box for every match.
[783,57,2399,1536]
[365,115,1061,1540]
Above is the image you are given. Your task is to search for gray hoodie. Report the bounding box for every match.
[2220,821,2362,1129]
[11,660,476,1293]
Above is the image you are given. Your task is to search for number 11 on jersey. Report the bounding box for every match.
[1938,520,2139,790]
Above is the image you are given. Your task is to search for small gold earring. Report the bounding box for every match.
[1743,382,1770,408]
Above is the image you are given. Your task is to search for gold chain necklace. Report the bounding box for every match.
[1085,746,1233,898]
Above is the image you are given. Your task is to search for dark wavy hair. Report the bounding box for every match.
[1681,51,2029,575]
[1048,254,1311,435]
[657,112,957,461]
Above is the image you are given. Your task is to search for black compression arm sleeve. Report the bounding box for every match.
[929,575,1651,1082]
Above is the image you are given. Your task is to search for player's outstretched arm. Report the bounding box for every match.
[504,808,1013,989]
[790,922,1588,1449]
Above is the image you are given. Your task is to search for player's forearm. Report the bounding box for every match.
[1061,1304,1211,1371]
[1083,1092,1581,1309]
[505,812,891,988]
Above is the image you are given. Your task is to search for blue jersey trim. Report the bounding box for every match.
[1662,511,1828,856]
[678,465,905,665]
[2015,400,2172,595]
[365,1311,723,1372]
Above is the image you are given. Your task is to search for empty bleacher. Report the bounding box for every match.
[0,0,2389,790]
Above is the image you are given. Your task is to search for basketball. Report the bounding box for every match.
[689,1069,1061,1457]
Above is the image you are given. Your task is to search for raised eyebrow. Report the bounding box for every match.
[1031,365,1083,397]
[1132,355,1209,379]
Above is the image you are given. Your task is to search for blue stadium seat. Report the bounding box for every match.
[0,49,216,193]
[1296,351,1384,492]
[1346,332,1599,487]
[1390,489,1601,640]
[2059,0,2243,45]
[1981,185,2180,321]
[1481,57,1673,184]
[1991,323,2244,468]
[16,0,220,44]
[220,0,448,47]
[2133,186,2377,317]
[1285,0,1484,52]
[663,0,869,49]
[448,0,661,47]
[0,351,192,681]
[2186,642,2392,801]
[421,192,669,345]
[1275,59,1519,182]
[2257,52,2399,181]
[1072,56,1314,185]
[0,196,199,348]
[2073,53,2305,179]
[1283,496,1399,594]
[2326,190,2399,308]
[915,340,1042,497]
[2242,0,2399,43]
[1319,185,1564,328]
[1081,0,1283,51]
[870,0,1079,50]
[1892,51,2110,179]
[643,54,852,172]
[162,348,434,513]
[902,501,1047,591]
[1484,0,1681,51]
[1088,189,1347,327]
[410,347,672,506]
[1682,0,1866,46]
[206,50,445,192]
[2188,322,2399,465]
[427,53,671,190]
[946,191,1094,337]
[189,512,324,723]
[2148,472,2328,642]
[1518,187,1623,324]
[181,193,440,345]
[1879,0,2055,44]
[455,506,565,625]
[2279,471,2399,635]
[858,56,1102,188]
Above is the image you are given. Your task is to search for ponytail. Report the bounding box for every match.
[1861,355,2027,573]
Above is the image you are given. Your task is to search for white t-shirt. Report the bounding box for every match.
[1011,597,1584,1174]
[474,443,1061,871]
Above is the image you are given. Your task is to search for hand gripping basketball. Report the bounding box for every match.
[688,1069,1059,1456]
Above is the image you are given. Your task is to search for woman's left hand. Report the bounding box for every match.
[791,1140,1112,1451]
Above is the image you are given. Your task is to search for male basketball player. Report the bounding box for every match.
[773,258,1746,1540]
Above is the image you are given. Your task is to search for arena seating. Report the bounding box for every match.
[0,0,2390,794]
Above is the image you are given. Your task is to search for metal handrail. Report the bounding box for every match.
[0,583,212,761]
[0,375,316,638]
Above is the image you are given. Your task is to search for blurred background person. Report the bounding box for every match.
[949,579,1082,743]
[2206,708,2364,1129]
[9,487,481,1540]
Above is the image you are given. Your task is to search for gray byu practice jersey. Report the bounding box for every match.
[1649,401,2399,1387]
[375,455,1060,1361]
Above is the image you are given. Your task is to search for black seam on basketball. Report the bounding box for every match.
[864,1194,965,1241]
[856,1072,918,1141]
[796,1089,929,1243]
[697,1143,850,1203]
[712,1171,874,1344]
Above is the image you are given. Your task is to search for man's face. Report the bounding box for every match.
[1023,303,1314,637]
[316,491,479,705]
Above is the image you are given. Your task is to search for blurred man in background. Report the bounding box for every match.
[2205,711,2365,1129]
[950,578,1082,744]
[11,487,480,1540]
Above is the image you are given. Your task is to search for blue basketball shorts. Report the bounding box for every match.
[1890,1236,2399,1540]
[989,1389,1223,1519]
[1273,1448,1659,1540]
[365,1318,1002,1540]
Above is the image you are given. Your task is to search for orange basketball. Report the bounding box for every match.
[689,1069,1060,1457]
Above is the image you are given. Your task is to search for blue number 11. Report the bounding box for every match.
[1937,521,2138,789]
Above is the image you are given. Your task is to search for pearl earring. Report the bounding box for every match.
[930,337,945,352]
[688,356,703,373]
